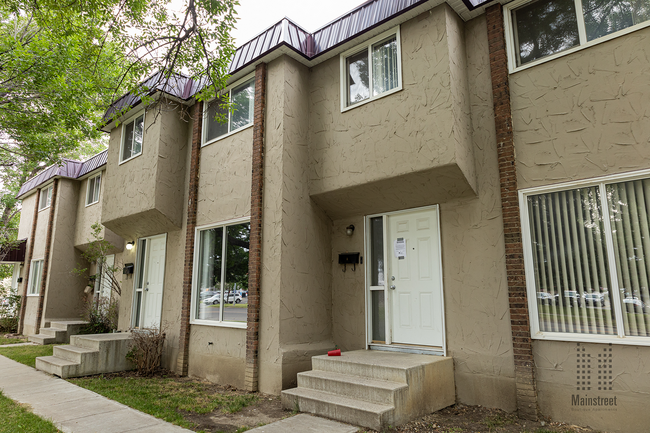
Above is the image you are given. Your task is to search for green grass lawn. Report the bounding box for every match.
[0,336,27,345]
[0,344,54,367]
[0,391,61,433]
[68,375,257,430]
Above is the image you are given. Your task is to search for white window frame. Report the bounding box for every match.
[38,185,53,211]
[202,73,255,147]
[505,0,650,73]
[520,168,650,346]
[85,173,101,206]
[339,26,403,112]
[190,216,250,329]
[119,111,145,164]
[27,259,44,296]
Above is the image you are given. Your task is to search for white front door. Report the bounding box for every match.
[133,234,167,329]
[99,255,114,300]
[367,206,445,349]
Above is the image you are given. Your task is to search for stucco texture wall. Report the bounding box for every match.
[102,102,189,240]
[511,25,650,432]
[17,193,36,240]
[512,27,650,189]
[43,179,87,321]
[308,4,476,219]
[259,56,333,394]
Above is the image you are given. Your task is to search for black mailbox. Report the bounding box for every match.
[123,263,134,275]
[339,252,360,272]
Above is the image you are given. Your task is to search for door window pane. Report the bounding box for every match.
[223,223,250,322]
[528,187,617,335]
[347,50,370,105]
[371,291,386,342]
[196,228,224,321]
[370,217,385,286]
[513,0,580,65]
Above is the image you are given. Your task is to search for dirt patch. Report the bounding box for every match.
[363,404,603,433]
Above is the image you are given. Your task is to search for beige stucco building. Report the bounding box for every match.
[13,0,650,431]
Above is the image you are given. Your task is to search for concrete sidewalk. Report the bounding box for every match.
[0,354,191,433]
[247,414,359,432]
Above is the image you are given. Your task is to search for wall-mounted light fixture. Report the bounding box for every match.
[126,241,135,251]
[346,225,355,236]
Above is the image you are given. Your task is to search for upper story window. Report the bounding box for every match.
[521,171,650,346]
[506,0,650,71]
[28,259,43,295]
[191,219,250,327]
[86,173,101,206]
[203,75,255,146]
[38,185,52,211]
[120,113,144,163]
[340,27,402,112]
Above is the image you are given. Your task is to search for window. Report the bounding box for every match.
[521,172,650,345]
[203,75,255,145]
[38,186,52,211]
[340,27,402,111]
[86,173,101,206]
[507,0,650,70]
[120,113,144,163]
[191,220,250,326]
[28,260,43,295]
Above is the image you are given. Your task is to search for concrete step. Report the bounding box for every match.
[282,387,393,431]
[297,370,407,405]
[53,345,99,364]
[70,333,132,351]
[49,320,88,333]
[35,356,80,379]
[27,334,58,345]
[39,327,67,339]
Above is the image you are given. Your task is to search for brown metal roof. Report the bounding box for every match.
[17,150,108,199]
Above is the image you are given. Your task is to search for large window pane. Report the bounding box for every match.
[528,187,617,335]
[607,180,650,337]
[230,79,255,132]
[347,50,370,105]
[205,97,229,142]
[513,0,580,65]
[122,121,134,161]
[132,115,143,156]
[223,223,250,322]
[195,228,223,321]
[372,36,398,96]
[583,0,650,40]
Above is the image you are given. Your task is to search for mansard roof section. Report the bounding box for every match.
[17,150,108,199]
[103,72,199,123]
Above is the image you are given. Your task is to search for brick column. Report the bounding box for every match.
[486,4,539,420]
[35,178,58,331]
[245,63,267,392]
[17,190,41,335]
[176,101,203,376]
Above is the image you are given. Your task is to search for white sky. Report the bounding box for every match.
[230,0,365,47]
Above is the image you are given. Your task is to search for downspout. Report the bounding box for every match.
[177,101,203,375]
[245,62,267,392]
[485,4,539,420]
[17,191,41,335]
[35,178,58,332]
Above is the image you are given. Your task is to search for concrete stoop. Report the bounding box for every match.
[281,350,455,431]
[28,320,89,345]
[35,333,134,378]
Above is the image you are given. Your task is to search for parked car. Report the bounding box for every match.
[199,290,218,299]
[537,291,559,306]
[203,292,243,305]
[583,292,606,307]
[563,290,581,307]
[623,296,647,311]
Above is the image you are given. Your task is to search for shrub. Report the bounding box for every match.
[0,281,21,333]
[126,325,166,375]
[79,295,119,334]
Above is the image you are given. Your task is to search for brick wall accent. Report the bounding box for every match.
[245,62,267,392]
[486,4,539,420]
[17,190,41,335]
[176,101,203,376]
[35,178,58,331]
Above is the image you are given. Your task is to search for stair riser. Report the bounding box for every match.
[297,374,404,405]
[39,328,66,340]
[28,336,57,345]
[53,347,99,364]
[312,358,408,383]
[34,358,79,379]
[282,392,390,431]
[50,323,87,335]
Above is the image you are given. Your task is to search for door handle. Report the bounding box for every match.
[390,285,396,290]
[145,288,149,291]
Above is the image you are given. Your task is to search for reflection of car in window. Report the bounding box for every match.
[583,292,606,307]
[203,293,243,305]
[537,292,559,305]
[623,297,647,311]
[563,290,581,307]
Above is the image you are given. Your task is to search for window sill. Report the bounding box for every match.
[26,293,40,297]
[508,20,650,74]
[190,318,247,329]
[85,200,99,208]
[38,206,50,212]
[532,331,650,347]
[202,123,254,148]
[118,152,142,166]
[341,86,402,113]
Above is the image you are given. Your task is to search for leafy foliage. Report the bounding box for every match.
[79,295,119,334]
[126,326,166,375]
[0,279,21,333]
[73,222,122,297]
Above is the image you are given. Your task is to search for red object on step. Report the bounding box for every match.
[328,349,341,356]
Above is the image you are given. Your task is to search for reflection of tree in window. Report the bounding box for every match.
[225,223,250,296]
[230,83,255,131]
[347,51,369,104]
[513,0,580,65]
[583,0,650,40]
